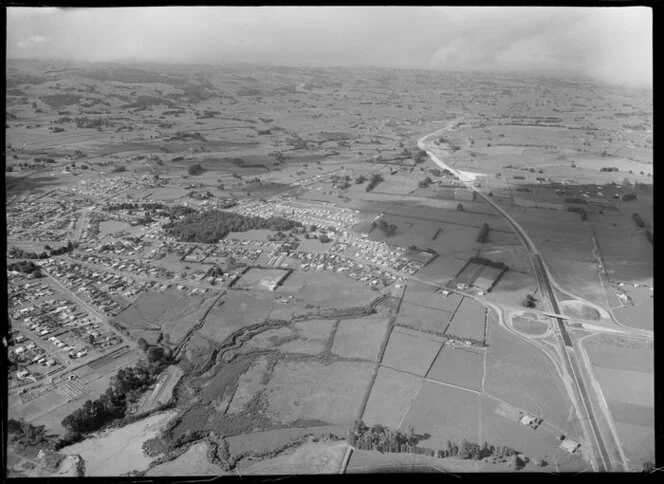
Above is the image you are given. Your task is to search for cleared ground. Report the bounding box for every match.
[60,410,178,476]
[227,425,346,457]
[145,441,230,476]
[238,441,348,474]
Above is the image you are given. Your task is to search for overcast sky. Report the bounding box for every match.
[7,6,652,87]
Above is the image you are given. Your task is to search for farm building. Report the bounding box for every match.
[520,414,536,426]
[560,438,581,454]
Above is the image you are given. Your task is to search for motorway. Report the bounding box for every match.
[418,125,631,471]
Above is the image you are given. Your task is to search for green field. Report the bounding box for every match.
[445,297,486,341]
[381,330,442,376]
[114,289,219,344]
[395,301,453,334]
[584,334,654,467]
[331,315,389,361]
[426,345,484,392]
[398,381,480,449]
[276,270,378,308]
[265,360,374,425]
[362,366,423,429]
[198,292,278,344]
[483,323,579,436]
[511,316,548,336]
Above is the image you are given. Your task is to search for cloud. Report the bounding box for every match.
[5,6,652,87]
[16,35,50,50]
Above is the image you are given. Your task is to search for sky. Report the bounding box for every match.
[7,6,653,87]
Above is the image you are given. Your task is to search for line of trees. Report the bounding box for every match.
[163,209,302,244]
[347,421,530,465]
[568,206,587,221]
[633,213,645,228]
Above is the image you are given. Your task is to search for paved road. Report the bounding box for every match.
[418,126,625,471]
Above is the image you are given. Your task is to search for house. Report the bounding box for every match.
[560,438,580,454]
[520,414,536,426]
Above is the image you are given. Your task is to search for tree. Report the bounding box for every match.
[642,461,655,473]
[523,294,537,308]
[457,203,464,212]
[137,338,149,352]
[476,223,490,243]
[458,440,471,459]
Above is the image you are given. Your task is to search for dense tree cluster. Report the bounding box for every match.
[7,260,42,277]
[74,117,112,129]
[106,202,166,211]
[372,219,397,237]
[8,419,55,449]
[645,229,653,245]
[418,176,433,188]
[60,351,171,440]
[413,149,428,163]
[476,223,491,243]
[9,241,77,260]
[622,193,637,202]
[187,163,204,176]
[163,209,302,243]
[599,167,619,172]
[366,174,384,192]
[523,294,537,308]
[355,175,367,184]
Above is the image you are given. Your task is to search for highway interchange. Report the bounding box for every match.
[418,123,652,472]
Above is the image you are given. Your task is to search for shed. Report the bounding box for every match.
[560,438,580,454]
